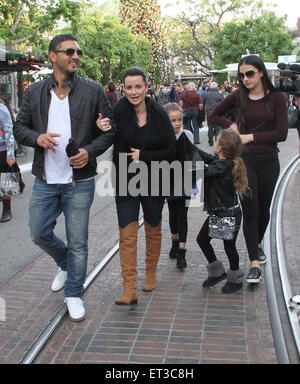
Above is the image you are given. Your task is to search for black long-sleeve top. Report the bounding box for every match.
[111,96,177,196]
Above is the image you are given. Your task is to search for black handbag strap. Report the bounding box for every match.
[230,192,239,215]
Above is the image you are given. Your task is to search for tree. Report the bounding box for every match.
[120,0,167,83]
[212,12,295,69]
[163,0,264,75]
[65,10,153,83]
[0,0,81,49]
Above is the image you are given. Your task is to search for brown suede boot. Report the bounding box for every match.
[143,220,162,292]
[0,198,12,223]
[115,221,139,305]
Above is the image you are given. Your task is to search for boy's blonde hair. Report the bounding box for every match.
[164,102,183,114]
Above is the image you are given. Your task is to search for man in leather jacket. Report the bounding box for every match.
[14,34,114,322]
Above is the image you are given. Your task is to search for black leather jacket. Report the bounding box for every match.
[13,73,114,180]
[197,148,237,212]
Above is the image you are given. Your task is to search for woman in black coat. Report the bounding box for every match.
[98,67,176,305]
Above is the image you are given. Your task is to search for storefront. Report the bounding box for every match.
[0,48,48,113]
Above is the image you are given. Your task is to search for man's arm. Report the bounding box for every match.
[82,84,115,159]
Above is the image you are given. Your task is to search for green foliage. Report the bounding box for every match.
[63,11,153,83]
[212,12,295,69]
[0,0,82,48]
[163,0,264,74]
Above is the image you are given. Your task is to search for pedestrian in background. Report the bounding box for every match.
[157,83,172,106]
[0,102,19,223]
[203,82,224,146]
[210,55,288,284]
[170,83,183,104]
[107,81,119,107]
[14,34,114,321]
[180,82,203,144]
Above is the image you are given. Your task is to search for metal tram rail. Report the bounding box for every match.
[264,154,300,364]
[18,156,300,364]
[18,217,144,364]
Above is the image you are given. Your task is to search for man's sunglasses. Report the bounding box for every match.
[54,48,83,57]
[237,70,257,79]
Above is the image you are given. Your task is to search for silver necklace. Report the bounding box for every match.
[56,86,66,99]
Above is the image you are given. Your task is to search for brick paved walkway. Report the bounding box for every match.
[2,131,299,365]
[0,198,277,364]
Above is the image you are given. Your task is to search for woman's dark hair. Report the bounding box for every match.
[123,67,147,84]
[108,81,116,92]
[236,55,275,131]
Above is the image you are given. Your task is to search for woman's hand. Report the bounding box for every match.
[128,147,140,162]
[70,148,89,169]
[6,158,15,167]
[240,134,254,145]
[96,113,111,132]
[228,124,253,144]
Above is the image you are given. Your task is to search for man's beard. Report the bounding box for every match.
[56,60,78,78]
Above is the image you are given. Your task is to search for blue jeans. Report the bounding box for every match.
[29,178,95,297]
[184,110,200,143]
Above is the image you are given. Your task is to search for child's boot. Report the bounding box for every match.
[169,239,179,259]
[222,269,244,293]
[176,248,187,269]
[202,260,226,288]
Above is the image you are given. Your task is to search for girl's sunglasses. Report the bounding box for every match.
[237,70,257,79]
[54,48,83,57]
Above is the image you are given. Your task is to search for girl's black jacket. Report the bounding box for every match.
[197,148,237,213]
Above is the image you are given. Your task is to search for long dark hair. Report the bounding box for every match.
[236,55,276,132]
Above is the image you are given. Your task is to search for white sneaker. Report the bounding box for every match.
[64,297,85,322]
[289,294,300,310]
[51,268,67,292]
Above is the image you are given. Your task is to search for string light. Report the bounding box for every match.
[120,0,167,82]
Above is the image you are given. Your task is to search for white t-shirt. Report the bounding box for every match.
[44,90,72,184]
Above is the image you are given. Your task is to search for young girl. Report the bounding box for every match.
[164,103,193,269]
[196,129,248,293]
[210,55,288,284]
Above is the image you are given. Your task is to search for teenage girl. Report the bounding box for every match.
[196,129,248,293]
[210,55,288,284]
[164,102,193,269]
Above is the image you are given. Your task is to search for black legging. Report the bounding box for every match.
[115,195,165,228]
[167,198,189,243]
[241,153,280,262]
[197,210,242,270]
